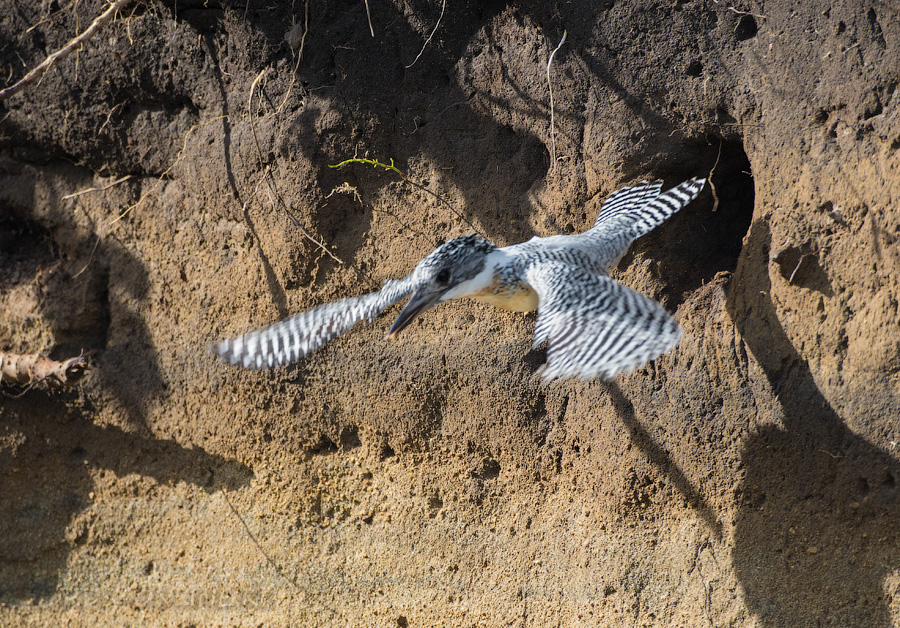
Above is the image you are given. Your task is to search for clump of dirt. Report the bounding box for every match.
[1,0,898,626]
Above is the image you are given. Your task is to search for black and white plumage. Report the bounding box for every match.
[215,177,706,380]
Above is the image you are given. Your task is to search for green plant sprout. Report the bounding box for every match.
[329,157,404,176]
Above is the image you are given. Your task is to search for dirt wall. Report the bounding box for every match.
[1,0,899,626]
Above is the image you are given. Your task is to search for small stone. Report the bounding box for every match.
[285,23,305,50]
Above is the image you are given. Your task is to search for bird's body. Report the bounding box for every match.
[448,248,538,312]
[215,177,706,380]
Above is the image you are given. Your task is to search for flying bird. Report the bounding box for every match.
[215,177,705,380]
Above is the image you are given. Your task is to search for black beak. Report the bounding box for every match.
[386,286,445,339]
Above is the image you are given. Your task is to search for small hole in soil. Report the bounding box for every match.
[309,436,338,456]
[735,14,758,41]
[639,141,755,308]
[339,425,361,449]
[471,457,501,480]
[0,214,58,289]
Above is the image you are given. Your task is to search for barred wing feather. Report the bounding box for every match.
[215,276,416,369]
[593,180,663,228]
[593,177,706,239]
[526,262,682,380]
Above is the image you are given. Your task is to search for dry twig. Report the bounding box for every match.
[711,0,767,20]
[546,31,567,172]
[405,0,446,69]
[707,141,722,212]
[363,0,375,37]
[61,174,132,200]
[277,0,309,113]
[0,0,131,101]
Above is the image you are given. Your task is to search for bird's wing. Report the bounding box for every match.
[583,177,706,270]
[525,262,682,380]
[214,275,417,369]
[592,180,663,228]
[592,177,705,239]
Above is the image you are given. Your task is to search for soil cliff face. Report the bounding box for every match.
[1,1,899,626]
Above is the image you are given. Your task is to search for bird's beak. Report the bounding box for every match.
[386,285,445,339]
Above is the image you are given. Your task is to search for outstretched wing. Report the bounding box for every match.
[215,275,417,369]
[593,180,663,228]
[585,177,706,270]
[593,177,706,239]
[526,262,682,380]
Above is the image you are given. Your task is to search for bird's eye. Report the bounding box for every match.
[435,268,451,284]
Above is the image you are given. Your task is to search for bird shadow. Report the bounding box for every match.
[725,219,900,627]
[602,381,724,540]
[0,156,167,437]
[0,391,252,602]
[0,160,252,604]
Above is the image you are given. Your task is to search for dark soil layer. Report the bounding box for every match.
[1,0,899,625]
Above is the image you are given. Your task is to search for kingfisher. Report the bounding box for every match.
[215,177,705,380]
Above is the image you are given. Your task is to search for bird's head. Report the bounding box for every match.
[387,234,496,338]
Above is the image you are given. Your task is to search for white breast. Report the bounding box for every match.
[470,274,539,312]
[473,283,538,312]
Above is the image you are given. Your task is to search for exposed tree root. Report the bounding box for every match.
[0,0,131,101]
[1,352,88,395]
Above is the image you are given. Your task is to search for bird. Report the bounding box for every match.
[214,177,706,380]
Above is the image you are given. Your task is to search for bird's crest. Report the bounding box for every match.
[413,234,496,285]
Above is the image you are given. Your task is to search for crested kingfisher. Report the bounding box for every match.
[215,177,705,380]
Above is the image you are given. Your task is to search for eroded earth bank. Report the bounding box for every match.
[1,0,899,625]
